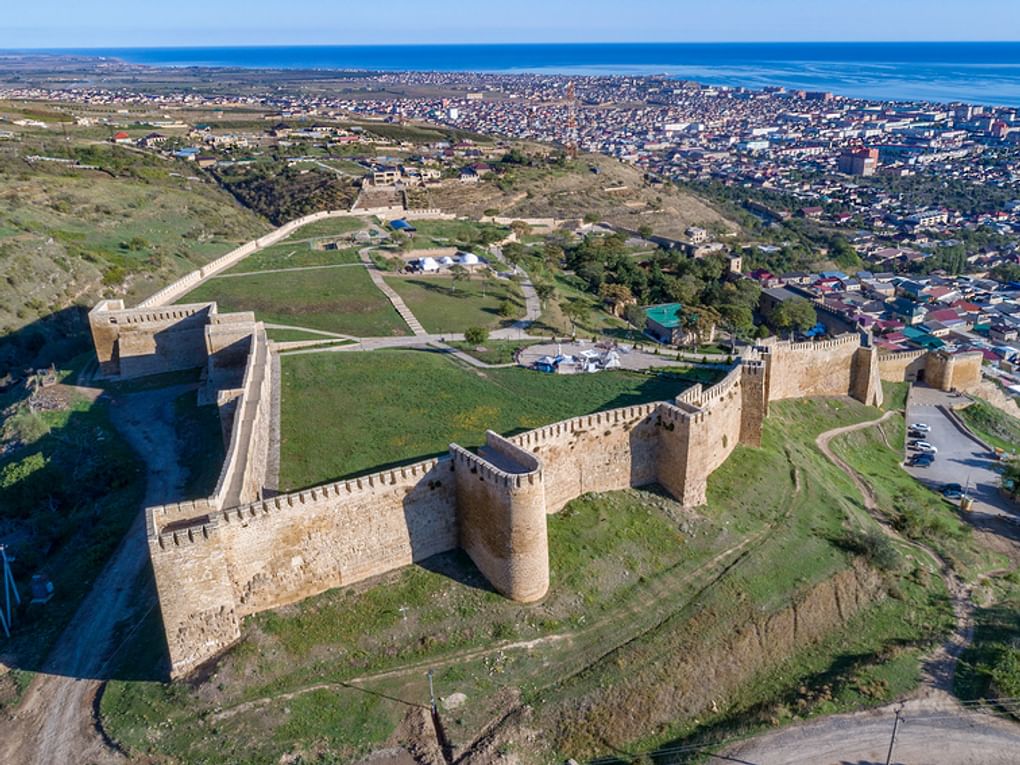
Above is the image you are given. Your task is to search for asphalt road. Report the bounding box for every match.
[723,698,1020,765]
[904,387,1018,523]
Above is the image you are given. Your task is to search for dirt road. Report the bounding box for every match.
[0,385,189,765]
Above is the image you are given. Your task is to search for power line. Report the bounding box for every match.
[586,699,1020,764]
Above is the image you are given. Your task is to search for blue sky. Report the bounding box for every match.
[3,0,1019,48]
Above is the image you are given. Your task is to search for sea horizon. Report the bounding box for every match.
[6,41,1020,106]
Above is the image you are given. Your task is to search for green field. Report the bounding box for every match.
[100,394,953,764]
[179,265,408,337]
[0,386,146,692]
[222,244,363,274]
[406,219,508,249]
[447,339,542,365]
[383,275,524,333]
[278,349,684,489]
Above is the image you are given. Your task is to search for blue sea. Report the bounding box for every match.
[25,42,1020,106]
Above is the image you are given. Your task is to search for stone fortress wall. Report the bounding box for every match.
[89,257,988,678]
[93,302,986,677]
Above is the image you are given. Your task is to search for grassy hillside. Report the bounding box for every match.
[99,395,953,764]
[427,149,739,239]
[0,105,269,368]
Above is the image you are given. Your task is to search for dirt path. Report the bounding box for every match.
[0,385,190,765]
[721,412,1020,764]
[815,411,973,695]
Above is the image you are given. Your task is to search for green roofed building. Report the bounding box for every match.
[645,303,694,346]
[902,326,945,350]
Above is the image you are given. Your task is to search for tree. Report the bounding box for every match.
[829,236,861,269]
[449,264,468,293]
[718,303,754,351]
[637,224,654,240]
[599,283,634,317]
[502,242,528,268]
[542,243,565,268]
[464,326,489,346]
[687,305,720,347]
[624,303,646,332]
[535,282,556,306]
[477,228,503,246]
[563,299,592,337]
[510,220,532,239]
[498,299,517,319]
[771,297,817,338]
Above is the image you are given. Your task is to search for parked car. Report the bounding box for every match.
[910,453,935,467]
[911,441,937,453]
[942,482,963,498]
[910,423,932,432]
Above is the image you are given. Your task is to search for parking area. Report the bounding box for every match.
[905,386,1018,524]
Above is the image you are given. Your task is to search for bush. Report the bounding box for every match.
[464,326,489,346]
[984,645,1020,698]
[842,528,900,571]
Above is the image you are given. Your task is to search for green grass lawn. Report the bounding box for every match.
[407,219,508,249]
[222,243,362,274]
[447,339,541,365]
[958,398,1020,454]
[99,395,953,765]
[279,349,685,489]
[273,216,368,241]
[178,265,409,338]
[383,275,524,333]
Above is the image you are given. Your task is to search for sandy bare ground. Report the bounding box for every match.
[0,385,190,765]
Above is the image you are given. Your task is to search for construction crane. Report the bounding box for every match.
[565,81,578,159]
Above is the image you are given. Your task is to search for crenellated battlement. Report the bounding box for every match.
[772,332,862,353]
[508,403,659,449]
[450,444,541,489]
[155,521,217,549]
[122,284,922,678]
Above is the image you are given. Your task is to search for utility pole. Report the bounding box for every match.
[885,706,903,765]
[427,669,436,713]
[0,546,20,638]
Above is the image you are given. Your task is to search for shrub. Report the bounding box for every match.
[842,528,900,571]
[464,326,489,346]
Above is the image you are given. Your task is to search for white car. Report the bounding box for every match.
[910,423,931,432]
[913,441,937,454]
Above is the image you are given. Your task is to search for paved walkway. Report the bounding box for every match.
[358,249,428,336]
[488,244,541,332]
[518,340,733,373]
